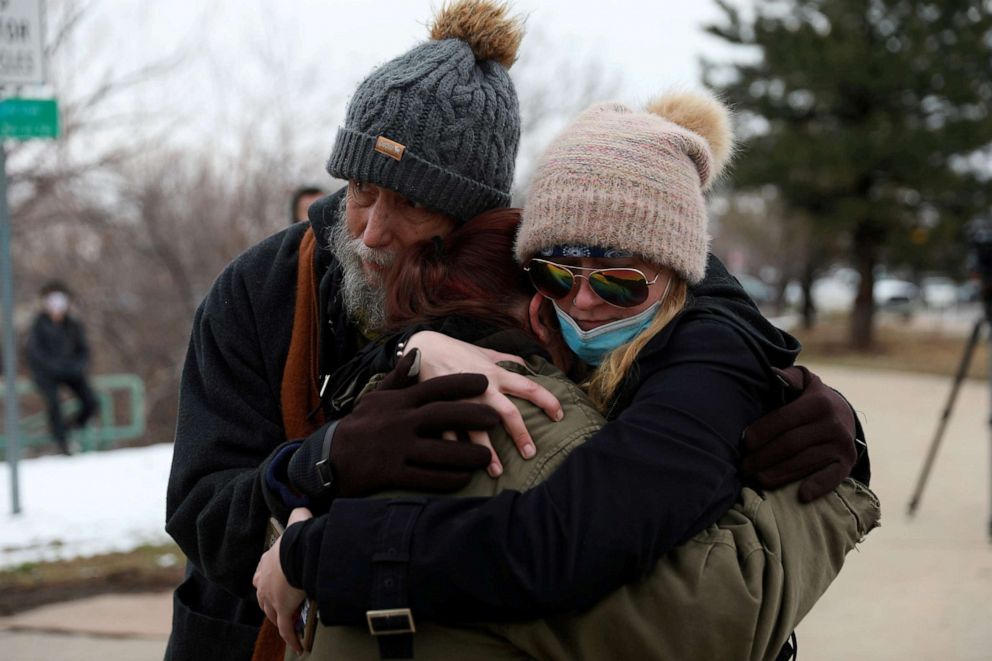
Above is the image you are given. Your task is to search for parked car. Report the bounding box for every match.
[957,279,982,304]
[735,274,774,308]
[920,276,958,309]
[786,269,928,315]
[784,269,858,313]
[811,273,858,312]
[874,277,918,316]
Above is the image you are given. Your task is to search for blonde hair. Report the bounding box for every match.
[584,278,689,414]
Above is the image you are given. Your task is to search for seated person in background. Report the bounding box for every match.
[25,280,98,456]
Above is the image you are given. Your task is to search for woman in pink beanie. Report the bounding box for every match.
[513,91,737,399]
[378,91,870,658]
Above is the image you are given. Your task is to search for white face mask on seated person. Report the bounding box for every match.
[44,292,70,318]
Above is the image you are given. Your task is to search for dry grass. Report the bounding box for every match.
[790,313,988,380]
[0,542,184,615]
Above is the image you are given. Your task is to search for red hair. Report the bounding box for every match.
[384,208,533,332]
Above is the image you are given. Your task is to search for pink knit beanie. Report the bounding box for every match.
[515,91,734,284]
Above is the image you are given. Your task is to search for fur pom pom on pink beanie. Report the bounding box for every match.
[515,90,734,284]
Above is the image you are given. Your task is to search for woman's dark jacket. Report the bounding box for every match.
[163,190,844,657]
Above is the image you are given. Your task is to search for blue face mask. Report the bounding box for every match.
[553,300,661,366]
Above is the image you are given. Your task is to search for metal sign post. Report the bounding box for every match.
[0,143,19,514]
[1,0,50,515]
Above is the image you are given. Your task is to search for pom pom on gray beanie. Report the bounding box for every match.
[327,0,524,222]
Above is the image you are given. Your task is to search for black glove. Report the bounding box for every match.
[741,365,858,503]
[327,349,496,497]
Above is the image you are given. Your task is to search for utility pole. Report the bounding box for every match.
[1,0,56,515]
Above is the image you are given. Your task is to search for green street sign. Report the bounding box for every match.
[0,98,59,140]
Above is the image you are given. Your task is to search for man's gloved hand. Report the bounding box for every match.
[329,349,497,497]
[741,365,858,503]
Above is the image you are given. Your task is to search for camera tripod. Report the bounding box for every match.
[906,302,992,540]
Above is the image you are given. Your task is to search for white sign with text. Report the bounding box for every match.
[0,0,44,85]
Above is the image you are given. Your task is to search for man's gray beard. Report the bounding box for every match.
[327,197,394,332]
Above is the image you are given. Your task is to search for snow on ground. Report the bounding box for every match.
[0,444,174,569]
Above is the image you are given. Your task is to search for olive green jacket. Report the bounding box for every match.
[293,357,880,661]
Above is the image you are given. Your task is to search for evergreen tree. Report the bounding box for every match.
[704,0,992,348]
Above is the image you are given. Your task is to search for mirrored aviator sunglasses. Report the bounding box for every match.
[524,258,659,308]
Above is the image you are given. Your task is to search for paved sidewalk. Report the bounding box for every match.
[794,364,992,661]
[0,592,170,660]
[1,364,990,659]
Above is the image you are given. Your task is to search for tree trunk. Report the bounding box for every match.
[850,228,880,350]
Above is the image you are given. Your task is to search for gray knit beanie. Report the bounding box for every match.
[515,91,734,284]
[326,0,523,222]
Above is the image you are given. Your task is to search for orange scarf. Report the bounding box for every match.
[253,227,326,661]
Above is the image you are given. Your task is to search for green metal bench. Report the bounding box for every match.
[0,373,146,456]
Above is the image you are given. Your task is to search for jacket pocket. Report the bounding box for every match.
[165,568,262,661]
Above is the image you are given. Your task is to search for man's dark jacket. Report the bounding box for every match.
[165,190,359,660]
